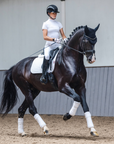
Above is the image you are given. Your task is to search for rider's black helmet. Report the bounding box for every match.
[46,5,60,15]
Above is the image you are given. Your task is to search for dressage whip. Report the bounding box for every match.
[29,42,56,57]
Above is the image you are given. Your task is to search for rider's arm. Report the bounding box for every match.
[60,28,66,40]
[42,29,54,41]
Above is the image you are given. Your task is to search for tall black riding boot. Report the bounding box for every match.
[40,58,49,85]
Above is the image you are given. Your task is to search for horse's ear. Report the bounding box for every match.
[94,24,100,32]
[84,25,89,34]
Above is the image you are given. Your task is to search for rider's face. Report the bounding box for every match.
[49,12,57,19]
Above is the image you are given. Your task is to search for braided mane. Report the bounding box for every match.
[65,26,84,45]
[58,26,84,65]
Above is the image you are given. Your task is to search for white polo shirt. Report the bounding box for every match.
[42,19,63,49]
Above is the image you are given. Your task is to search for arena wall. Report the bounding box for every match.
[0,67,114,117]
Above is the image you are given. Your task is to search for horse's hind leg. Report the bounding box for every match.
[17,81,48,136]
[18,99,29,135]
[18,88,40,118]
[18,88,40,136]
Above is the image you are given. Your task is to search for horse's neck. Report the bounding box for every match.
[63,36,84,66]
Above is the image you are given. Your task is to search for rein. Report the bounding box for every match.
[60,35,96,55]
[62,43,95,55]
[61,43,85,55]
[29,33,96,57]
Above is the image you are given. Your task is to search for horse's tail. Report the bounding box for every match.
[0,66,18,116]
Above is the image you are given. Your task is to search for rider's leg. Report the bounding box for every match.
[40,47,50,84]
[40,58,49,84]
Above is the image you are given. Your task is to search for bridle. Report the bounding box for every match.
[80,34,96,55]
[61,33,96,55]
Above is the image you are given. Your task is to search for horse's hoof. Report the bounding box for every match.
[19,132,27,137]
[90,131,99,137]
[43,126,49,135]
[22,132,27,137]
[63,113,72,121]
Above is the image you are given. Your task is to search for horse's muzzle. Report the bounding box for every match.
[87,54,96,64]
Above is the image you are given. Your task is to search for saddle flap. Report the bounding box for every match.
[30,50,59,74]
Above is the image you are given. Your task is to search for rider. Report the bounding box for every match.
[40,4,67,84]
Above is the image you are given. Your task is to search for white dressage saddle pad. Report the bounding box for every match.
[30,52,59,74]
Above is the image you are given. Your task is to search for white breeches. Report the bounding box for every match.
[44,46,52,60]
[44,43,61,60]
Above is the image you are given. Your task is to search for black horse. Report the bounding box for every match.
[0,24,100,136]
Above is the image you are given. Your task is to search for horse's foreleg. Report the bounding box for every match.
[59,83,81,120]
[60,83,81,101]
[80,88,99,137]
[69,101,80,116]
[63,101,80,120]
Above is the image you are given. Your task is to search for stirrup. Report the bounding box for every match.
[40,75,48,85]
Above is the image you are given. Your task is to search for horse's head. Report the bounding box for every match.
[81,24,100,64]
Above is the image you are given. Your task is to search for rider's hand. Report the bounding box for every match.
[63,38,68,43]
[54,38,62,44]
